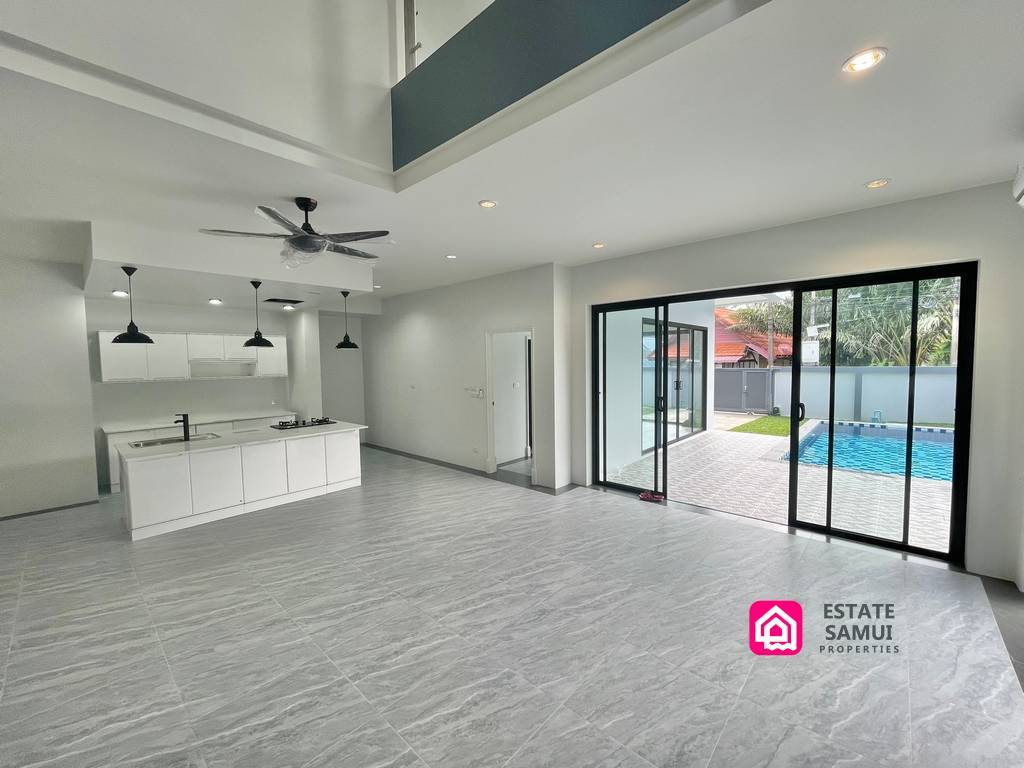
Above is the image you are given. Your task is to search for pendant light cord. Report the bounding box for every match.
[344,292,349,335]
[128,272,135,324]
[254,283,260,332]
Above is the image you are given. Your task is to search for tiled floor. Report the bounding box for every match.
[1,447,1022,767]
[610,427,952,552]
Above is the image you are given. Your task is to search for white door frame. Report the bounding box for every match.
[485,328,536,482]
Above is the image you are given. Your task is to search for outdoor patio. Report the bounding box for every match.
[608,418,952,553]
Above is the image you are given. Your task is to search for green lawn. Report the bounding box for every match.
[730,416,797,436]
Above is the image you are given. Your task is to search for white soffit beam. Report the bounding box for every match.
[0,32,395,192]
[89,221,374,293]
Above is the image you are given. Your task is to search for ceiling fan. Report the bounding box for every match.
[200,197,389,269]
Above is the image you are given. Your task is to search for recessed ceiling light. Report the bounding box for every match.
[842,47,887,74]
[864,177,891,189]
[592,242,606,249]
[445,254,458,260]
[478,200,497,209]
[111,289,129,298]
[208,298,223,305]
[373,284,382,289]
[282,304,295,311]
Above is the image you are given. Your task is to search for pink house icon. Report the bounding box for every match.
[750,601,802,655]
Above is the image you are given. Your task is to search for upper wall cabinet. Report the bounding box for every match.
[146,333,189,380]
[257,336,288,377]
[98,331,288,382]
[98,331,149,381]
[224,335,258,361]
[187,334,225,361]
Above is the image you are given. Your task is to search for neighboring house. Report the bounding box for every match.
[715,307,793,368]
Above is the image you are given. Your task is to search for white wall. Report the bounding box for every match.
[0,0,395,169]
[413,0,494,64]
[492,331,530,464]
[571,183,1024,582]
[669,299,715,428]
[0,258,97,517]
[85,298,290,487]
[319,313,366,429]
[362,264,567,487]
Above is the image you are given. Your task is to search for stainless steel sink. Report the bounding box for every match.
[129,433,220,448]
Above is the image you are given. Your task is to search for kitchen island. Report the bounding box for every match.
[119,421,366,540]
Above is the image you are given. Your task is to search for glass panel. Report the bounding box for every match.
[601,307,658,490]
[907,277,960,552]
[829,282,913,541]
[692,328,705,430]
[794,289,832,526]
[642,318,658,453]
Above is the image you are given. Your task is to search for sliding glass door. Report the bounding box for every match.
[788,266,974,559]
[594,303,667,494]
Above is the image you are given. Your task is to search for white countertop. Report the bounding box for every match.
[119,421,367,462]
[102,409,296,434]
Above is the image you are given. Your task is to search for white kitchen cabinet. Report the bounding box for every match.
[187,334,224,360]
[123,453,192,528]
[108,429,153,490]
[189,447,244,514]
[98,331,149,381]
[223,335,258,360]
[146,334,189,380]
[285,435,326,491]
[257,336,288,377]
[241,441,289,501]
[326,431,361,484]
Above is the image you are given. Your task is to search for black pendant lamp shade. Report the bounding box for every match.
[111,266,154,344]
[243,280,274,348]
[335,290,358,349]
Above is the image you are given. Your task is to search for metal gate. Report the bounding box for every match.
[714,368,771,413]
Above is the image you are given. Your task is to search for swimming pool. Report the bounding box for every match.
[789,421,953,481]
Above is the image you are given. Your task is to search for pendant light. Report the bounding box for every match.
[243,280,274,347]
[335,290,358,349]
[111,266,154,344]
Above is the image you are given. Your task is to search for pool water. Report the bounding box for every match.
[791,422,953,481]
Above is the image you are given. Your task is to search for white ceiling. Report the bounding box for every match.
[1,0,1022,300]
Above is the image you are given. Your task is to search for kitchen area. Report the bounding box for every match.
[80,264,370,539]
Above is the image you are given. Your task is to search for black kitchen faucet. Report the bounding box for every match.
[174,413,190,442]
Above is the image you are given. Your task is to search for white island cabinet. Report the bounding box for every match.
[120,422,366,540]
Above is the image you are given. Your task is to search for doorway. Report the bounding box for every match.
[488,330,534,483]
[592,262,976,564]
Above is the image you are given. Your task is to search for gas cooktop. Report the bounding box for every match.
[270,418,336,430]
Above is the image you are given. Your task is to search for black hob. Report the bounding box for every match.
[270,418,336,430]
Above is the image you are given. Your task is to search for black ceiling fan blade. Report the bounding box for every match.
[255,206,304,235]
[322,230,390,244]
[199,229,289,238]
[327,243,379,260]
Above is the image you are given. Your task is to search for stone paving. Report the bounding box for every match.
[608,426,952,553]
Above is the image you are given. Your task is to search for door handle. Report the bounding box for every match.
[798,403,806,420]
[657,396,666,411]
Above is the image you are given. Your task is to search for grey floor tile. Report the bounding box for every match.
[707,699,870,767]
[565,642,735,768]
[193,659,374,768]
[1,625,166,722]
[0,660,191,768]
[0,448,1021,768]
[505,706,652,768]
[387,663,558,768]
[741,653,910,766]
[302,717,424,768]
[166,612,329,720]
